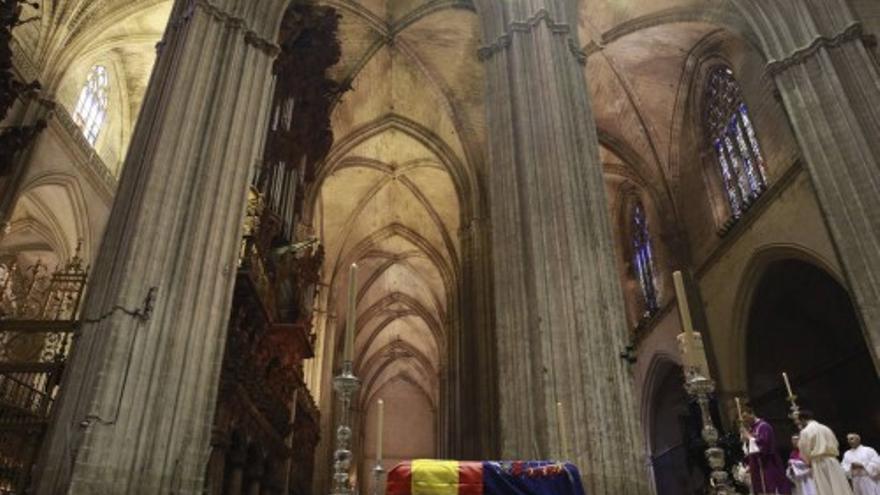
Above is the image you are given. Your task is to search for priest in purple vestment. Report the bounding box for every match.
[741,406,792,494]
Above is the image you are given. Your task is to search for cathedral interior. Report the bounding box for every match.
[1,0,880,494]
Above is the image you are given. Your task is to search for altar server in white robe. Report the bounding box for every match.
[789,434,818,495]
[842,433,880,495]
[797,410,853,495]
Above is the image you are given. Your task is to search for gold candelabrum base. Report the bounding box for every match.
[683,368,735,495]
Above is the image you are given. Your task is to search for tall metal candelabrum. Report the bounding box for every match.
[331,360,361,495]
[684,368,734,495]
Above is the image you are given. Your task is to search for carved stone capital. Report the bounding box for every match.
[167,0,282,57]
[766,22,864,77]
[477,8,586,64]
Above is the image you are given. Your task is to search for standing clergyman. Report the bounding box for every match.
[788,434,818,495]
[796,410,853,495]
[842,433,880,495]
[741,405,791,494]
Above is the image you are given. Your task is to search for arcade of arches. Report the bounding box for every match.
[1,0,880,494]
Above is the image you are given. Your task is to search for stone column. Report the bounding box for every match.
[731,0,880,368]
[474,1,648,494]
[454,216,498,459]
[34,0,287,493]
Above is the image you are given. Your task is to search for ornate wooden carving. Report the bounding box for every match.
[0,0,44,176]
[269,1,345,181]
[252,1,347,240]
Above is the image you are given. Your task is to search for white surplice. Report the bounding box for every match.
[798,421,853,495]
[788,457,818,495]
[843,445,880,495]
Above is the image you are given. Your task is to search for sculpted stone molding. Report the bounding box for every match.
[766,22,863,76]
[52,103,118,196]
[185,0,281,56]
[10,36,39,83]
[477,8,587,64]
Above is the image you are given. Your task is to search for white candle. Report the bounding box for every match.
[673,271,697,365]
[735,397,743,421]
[673,271,695,336]
[556,401,569,460]
[344,263,358,362]
[673,271,695,334]
[783,372,794,398]
[376,399,384,463]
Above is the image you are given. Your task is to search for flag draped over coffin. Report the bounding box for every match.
[387,460,586,495]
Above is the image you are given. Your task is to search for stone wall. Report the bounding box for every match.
[634,166,840,432]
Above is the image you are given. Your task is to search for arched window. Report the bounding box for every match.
[632,201,659,315]
[705,66,767,218]
[73,66,109,145]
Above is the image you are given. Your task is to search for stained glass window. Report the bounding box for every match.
[73,66,109,145]
[705,66,767,218]
[632,201,659,315]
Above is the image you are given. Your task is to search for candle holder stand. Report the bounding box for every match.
[786,394,801,423]
[331,360,361,495]
[684,368,734,495]
[371,463,385,495]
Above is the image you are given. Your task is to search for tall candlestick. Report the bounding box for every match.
[673,271,696,336]
[782,372,794,398]
[673,271,697,363]
[376,399,384,463]
[556,401,569,460]
[344,263,358,363]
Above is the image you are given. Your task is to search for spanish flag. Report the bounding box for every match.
[387,460,585,495]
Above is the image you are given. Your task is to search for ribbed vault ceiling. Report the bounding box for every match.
[312,0,484,456]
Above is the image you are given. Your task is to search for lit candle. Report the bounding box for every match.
[673,271,697,363]
[556,401,569,460]
[344,263,358,362]
[735,397,743,421]
[783,372,794,398]
[376,399,384,463]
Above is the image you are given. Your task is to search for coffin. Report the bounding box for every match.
[387,460,586,495]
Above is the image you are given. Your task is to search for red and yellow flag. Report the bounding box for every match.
[387,460,585,495]
[388,460,483,495]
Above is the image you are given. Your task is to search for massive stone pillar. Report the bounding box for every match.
[34,0,286,493]
[731,0,880,369]
[475,1,648,493]
[454,216,498,459]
